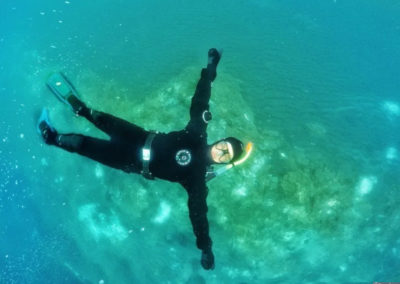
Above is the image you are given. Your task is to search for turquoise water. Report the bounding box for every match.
[1,0,400,283]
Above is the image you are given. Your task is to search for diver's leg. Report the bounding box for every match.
[53,133,138,172]
[67,95,147,141]
[37,111,137,172]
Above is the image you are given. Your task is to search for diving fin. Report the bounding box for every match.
[46,72,80,111]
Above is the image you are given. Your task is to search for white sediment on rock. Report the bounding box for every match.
[152,201,171,224]
[327,199,338,207]
[356,176,377,196]
[78,203,128,242]
[95,164,104,178]
[233,186,248,197]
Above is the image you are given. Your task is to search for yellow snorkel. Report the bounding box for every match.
[230,142,253,167]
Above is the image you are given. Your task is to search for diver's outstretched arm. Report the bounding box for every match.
[181,179,215,270]
[185,48,221,134]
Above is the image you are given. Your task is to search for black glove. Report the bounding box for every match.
[208,48,222,66]
[207,48,222,81]
[201,248,215,270]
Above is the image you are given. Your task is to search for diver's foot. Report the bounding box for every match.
[208,48,222,67]
[37,108,58,145]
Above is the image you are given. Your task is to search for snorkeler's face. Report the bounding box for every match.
[210,141,234,163]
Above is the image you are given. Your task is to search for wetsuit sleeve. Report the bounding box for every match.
[181,179,212,252]
[185,68,212,134]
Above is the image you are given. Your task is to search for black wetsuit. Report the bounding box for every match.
[54,65,216,253]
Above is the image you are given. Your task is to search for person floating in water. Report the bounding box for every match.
[37,48,246,270]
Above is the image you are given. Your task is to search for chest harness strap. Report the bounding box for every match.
[141,131,157,180]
